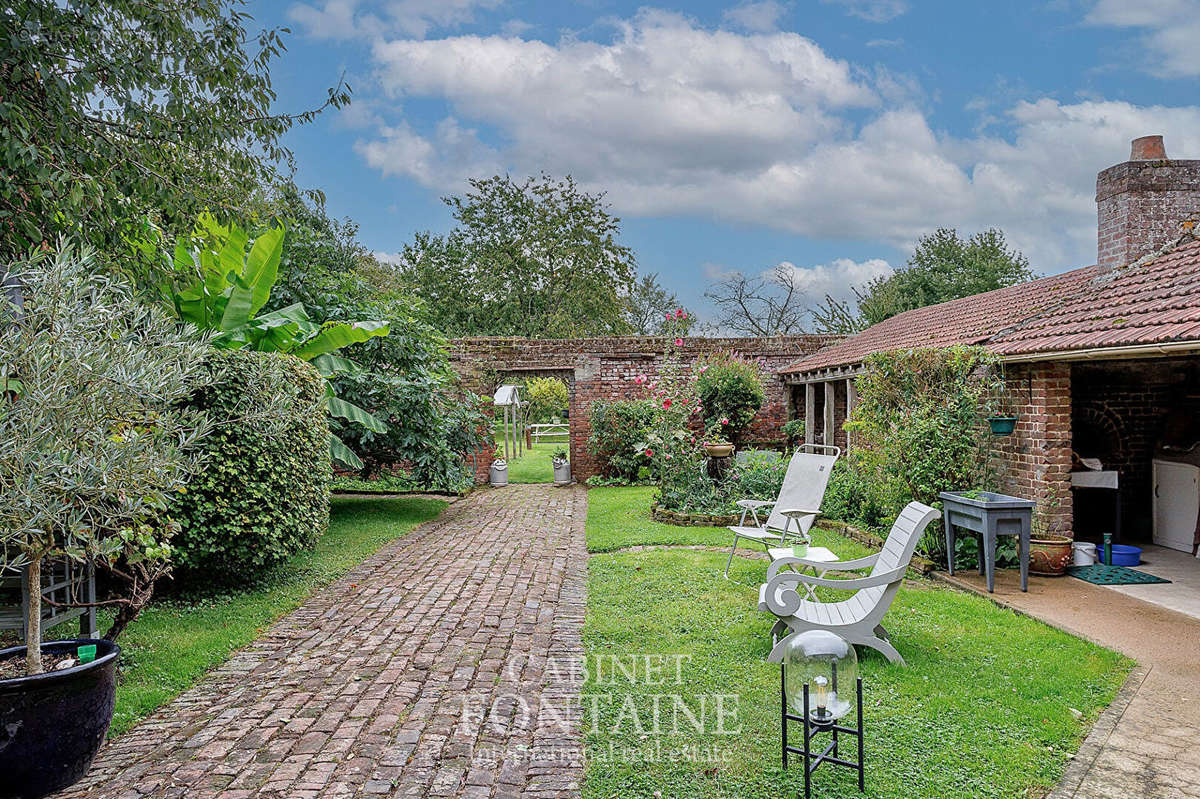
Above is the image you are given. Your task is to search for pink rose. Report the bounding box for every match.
[635,374,647,384]
[644,448,653,457]
[663,398,672,409]
[675,308,684,318]
[720,417,729,425]
[674,338,683,347]
[699,365,708,374]
[665,453,672,460]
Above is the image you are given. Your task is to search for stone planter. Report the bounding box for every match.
[704,442,734,458]
[1029,534,1073,576]
[552,458,571,485]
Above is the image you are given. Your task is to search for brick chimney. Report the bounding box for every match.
[1096,135,1200,271]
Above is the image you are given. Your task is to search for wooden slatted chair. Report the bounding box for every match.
[758,501,940,665]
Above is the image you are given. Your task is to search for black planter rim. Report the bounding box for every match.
[0,638,119,693]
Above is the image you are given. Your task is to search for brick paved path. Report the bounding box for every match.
[62,485,587,799]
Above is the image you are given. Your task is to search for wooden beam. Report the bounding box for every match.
[804,384,815,445]
[845,378,856,452]
[824,381,836,447]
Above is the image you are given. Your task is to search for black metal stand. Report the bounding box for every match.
[781,667,865,799]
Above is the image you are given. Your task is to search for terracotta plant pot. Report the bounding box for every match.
[704,442,734,458]
[1029,534,1073,576]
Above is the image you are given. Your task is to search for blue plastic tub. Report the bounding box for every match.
[1098,544,1142,566]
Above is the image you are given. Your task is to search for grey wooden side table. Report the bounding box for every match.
[939,491,1035,593]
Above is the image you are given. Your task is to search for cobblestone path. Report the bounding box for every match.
[61,485,587,799]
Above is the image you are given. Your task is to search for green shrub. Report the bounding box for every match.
[695,354,765,442]
[837,346,1004,564]
[656,455,789,516]
[172,350,331,582]
[588,399,657,481]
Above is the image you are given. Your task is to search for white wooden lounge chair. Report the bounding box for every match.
[723,444,840,580]
[758,501,940,665]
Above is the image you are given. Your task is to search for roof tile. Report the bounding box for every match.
[782,235,1200,373]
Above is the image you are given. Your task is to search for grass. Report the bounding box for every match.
[496,438,563,483]
[583,486,1132,799]
[586,485,869,555]
[104,495,445,736]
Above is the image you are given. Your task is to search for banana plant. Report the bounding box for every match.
[163,214,389,469]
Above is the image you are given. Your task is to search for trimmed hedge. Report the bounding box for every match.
[172,350,331,582]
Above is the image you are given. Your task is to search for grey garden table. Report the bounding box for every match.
[940,491,1034,593]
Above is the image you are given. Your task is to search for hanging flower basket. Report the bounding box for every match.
[987,416,1018,436]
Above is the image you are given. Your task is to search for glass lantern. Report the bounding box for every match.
[779,630,865,798]
[783,630,858,727]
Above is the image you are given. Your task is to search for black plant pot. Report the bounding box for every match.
[0,639,119,799]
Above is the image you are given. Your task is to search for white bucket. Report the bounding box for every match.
[1072,542,1097,566]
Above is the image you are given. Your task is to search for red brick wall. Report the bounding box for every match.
[449,335,840,482]
[1096,158,1200,272]
[991,362,1074,536]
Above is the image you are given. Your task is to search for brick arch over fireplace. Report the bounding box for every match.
[448,335,840,483]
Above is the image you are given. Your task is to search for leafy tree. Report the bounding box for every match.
[249,188,490,488]
[159,214,389,469]
[524,376,569,423]
[812,228,1033,333]
[400,174,637,337]
[703,263,809,336]
[625,273,695,335]
[0,246,214,670]
[0,0,348,264]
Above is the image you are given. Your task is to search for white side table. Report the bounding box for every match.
[767,546,839,601]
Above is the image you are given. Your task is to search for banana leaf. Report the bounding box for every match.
[291,320,389,361]
[328,394,387,433]
[330,433,363,470]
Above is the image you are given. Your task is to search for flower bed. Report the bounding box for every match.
[649,502,739,527]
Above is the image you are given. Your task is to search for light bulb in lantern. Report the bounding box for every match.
[813,675,829,714]
[782,630,859,723]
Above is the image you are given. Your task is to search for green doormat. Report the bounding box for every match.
[1066,564,1171,585]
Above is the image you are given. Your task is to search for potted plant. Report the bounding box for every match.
[551,447,571,484]
[1,249,213,798]
[1028,488,1072,576]
[703,419,735,458]
[985,365,1019,436]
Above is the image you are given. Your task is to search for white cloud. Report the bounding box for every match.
[288,0,502,40]
[821,0,908,23]
[372,250,406,265]
[355,118,500,187]
[775,257,894,302]
[723,1,788,33]
[355,10,1200,274]
[1086,0,1200,77]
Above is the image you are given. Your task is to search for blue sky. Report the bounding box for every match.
[250,0,1200,322]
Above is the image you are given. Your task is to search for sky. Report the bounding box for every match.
[249,0,1200,323]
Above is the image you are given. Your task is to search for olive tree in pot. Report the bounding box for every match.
[0,247,213,799]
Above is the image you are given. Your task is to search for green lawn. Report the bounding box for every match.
[497,439,561,483]
[583,486,1131,799]
[106,495,445,735]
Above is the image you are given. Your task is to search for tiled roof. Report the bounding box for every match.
[782,234,1200,374]
[989,237,1200,356]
